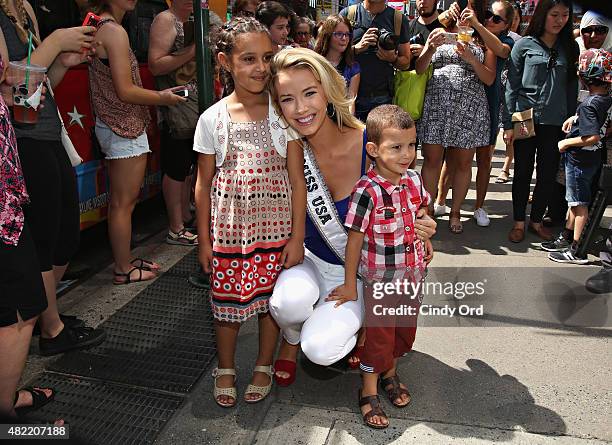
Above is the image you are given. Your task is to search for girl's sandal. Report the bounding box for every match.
[212,368,237,408]
[358,390,389,430]
[244,365,274,403]
[495,170,510,183]
[166,228,198,246]
[449,213,463,235]
[273,359,296,387]
[380,374,411,408]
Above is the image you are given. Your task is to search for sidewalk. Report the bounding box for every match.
[23,145,612,445]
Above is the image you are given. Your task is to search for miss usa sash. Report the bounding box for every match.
[303,143,351,266]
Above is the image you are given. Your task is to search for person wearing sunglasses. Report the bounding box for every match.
[576,10,612,53]
[314,14,360,115]
[294,16,314,49]
[505,0,579,243]
[433,0,516,228]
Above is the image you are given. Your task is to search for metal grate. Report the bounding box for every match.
[25,373,184,445]
[48,251,216,393]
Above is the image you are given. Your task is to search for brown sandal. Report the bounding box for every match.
[358,390,389,429]
[380,374,411,408]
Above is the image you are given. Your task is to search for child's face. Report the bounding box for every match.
[218,33,274,95]
[367,127,417,181]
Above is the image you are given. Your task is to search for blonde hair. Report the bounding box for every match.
[270,47,363,131]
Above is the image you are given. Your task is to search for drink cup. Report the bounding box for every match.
[457,26,474,43]
[6,61,47,124]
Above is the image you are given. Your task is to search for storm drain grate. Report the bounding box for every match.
[48,252,216,393]
[162,249,201,278]
[25,373,184,445]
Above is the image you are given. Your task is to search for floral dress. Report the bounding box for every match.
[418,43,490,148]
[210,118,292,322]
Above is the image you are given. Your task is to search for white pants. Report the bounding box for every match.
[269,250,364,366]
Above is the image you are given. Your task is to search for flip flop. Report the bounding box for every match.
[14,387,55,417]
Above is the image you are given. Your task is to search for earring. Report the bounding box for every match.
[326,103,336,118]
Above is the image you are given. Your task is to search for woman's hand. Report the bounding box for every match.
[158,87,188,106]
[325,283,358,308]
[198,237,213,273]
[1,76,47,107]
[424,238,434,264]
[460,8,478,27]
[455,41,476,64]
[414,209,437,241]
[50,26,96,53]
[280,237,304,269]
[57,50,92,68]
[503,129,514,148]
[447,2,462,22]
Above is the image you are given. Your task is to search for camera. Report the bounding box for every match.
[376,28,399,51]
[409,32,425,45]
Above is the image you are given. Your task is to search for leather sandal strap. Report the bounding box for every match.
[359,394,382,409]
[381,375,410,403]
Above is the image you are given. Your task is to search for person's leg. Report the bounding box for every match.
[434,161,452,208]
[182,174,194,224]
[214,320,240,406]
[511,136,537,230]
[107,155,155,281]
[572,205,588,243]
[163,174,194,234]
[530,126,562,224]
[421,144,445,204]
[474,145,495,210]
[447,148,476,232]
[245,313,279,401]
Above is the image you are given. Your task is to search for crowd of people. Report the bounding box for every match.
[1,0,611,432]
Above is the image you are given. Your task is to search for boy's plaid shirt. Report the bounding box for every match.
[344,168,430,270]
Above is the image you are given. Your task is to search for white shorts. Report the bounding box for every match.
[269,250,364,366]
[95,118,150,160]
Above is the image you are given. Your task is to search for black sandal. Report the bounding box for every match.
[358,390,389,429]
[113,267,155,285]
[380,374,411,408]
[130,258,160,271]
[14,387,55,417]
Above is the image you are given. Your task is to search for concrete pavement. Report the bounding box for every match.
[27,145,611,444]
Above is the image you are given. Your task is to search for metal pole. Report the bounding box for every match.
[195,0,214,114]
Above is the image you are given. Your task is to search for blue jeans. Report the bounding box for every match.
[355,95,392,123]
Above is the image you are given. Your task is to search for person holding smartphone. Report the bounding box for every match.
[89,0,185,284]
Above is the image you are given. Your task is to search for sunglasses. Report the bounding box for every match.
[332,31,351,40]
[547,48,558,70]
[296,31,311,37]
[581,25,609,36]
[485,10,507,24]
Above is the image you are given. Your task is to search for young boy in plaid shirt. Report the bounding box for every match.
[326,105,432,430]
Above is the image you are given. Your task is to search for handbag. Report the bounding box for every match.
[393,64,433,121]
[512,108,536,140]
[155,73,199,139]
[47,82,83,167]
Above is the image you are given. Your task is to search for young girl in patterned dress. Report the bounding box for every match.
[193,17,306,408]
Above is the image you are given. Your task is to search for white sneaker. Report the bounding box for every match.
[473,208,490,227]
[433,203,448,217]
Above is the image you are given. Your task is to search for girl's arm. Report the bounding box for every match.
[456,43,496,86]
[281,139,306,268]
[348,73,360,116]
[148,13,195,76]
[195,153,217,273]
[97,22,183,106]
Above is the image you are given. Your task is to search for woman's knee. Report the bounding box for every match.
[269,264,320,326]
[423,145,444,166]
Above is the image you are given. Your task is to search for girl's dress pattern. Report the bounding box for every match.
[210,118,292,322]
[418,43,490,148]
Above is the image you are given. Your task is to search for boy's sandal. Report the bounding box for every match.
[113,267,155,285]
[273,359,296,387]
[244,365,274,403]
[358,390,389,430]
[130,258,160,271]
[495,170,510,183]
[212,368,237,408]
[166,228,198,246]
[380,374,411,408]
[14,386,55,417]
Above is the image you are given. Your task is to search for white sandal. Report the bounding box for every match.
[244,365,274,403]
[212,368,237,408]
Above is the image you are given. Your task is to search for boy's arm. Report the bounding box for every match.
[326,229,365,307]
[558,135,601,152]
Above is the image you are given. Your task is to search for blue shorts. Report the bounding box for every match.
[564,156,599,207]
[95,118,150,160]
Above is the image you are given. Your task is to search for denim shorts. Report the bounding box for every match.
[564,156,599,207]
[95,118,150,160]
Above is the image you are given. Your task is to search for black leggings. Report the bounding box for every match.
[512,125,564,223]
[17,138,80,271]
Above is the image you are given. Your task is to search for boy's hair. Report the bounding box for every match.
[366,105,415,145]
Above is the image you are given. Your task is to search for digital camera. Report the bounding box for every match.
[409,32,425,45]
[375,28,399,51]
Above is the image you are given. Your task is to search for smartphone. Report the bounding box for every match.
[458,0,469,10]
[173,89,189,98]
[443,32,458,44]
[82,11,102,28]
